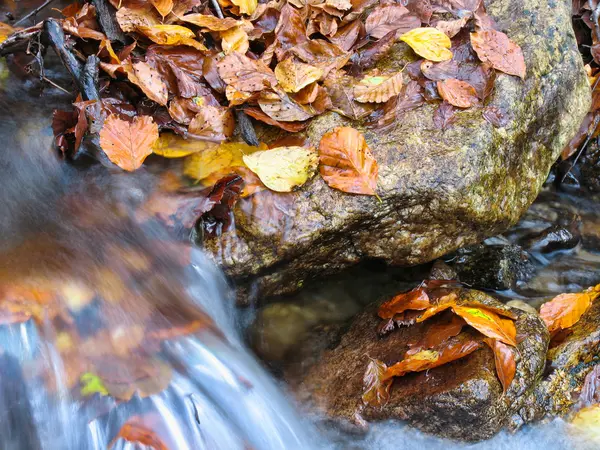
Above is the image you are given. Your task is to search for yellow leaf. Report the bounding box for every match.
[571,405,600,443]
[400,27,453,62]
[231,0,257,15]
[181,14,243,31]
[116,7,160,33]
[183,141,262,180]
[354,72,404,103]
[0,22,15,43]
[275,58,324,93]
[150,0,173,17]
[243,146,318,192]
[221,26,249,55]
[136,25,206,50]
[152,133,218,158]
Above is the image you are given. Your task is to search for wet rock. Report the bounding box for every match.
[205,0,590,301]
[531,297,600,418]
[580,141,600,193]
[429,260,458,281]
[450,244,534,290]
[290,289,549,442]
[520,215,582,253]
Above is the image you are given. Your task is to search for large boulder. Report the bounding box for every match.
[205,0,590,301]
[288,288,549,441]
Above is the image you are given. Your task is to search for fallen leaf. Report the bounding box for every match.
[0,22,15,43]
[217,52,277,92]
[116,6,161,32]
[540,289,598,334]
[324,72,377,120]
[221,26,249,55]
[319,127,379,196]
[437,78,479,108]
[406,315,465,355]
[365,5,420,39]
[354,72,404,103]
[137,25,206,50]
[258,92,314,122]
[290,39,350,78]
[400,27,453,62]
[483,105,511,128]
[150,0,173,17]
[370,80,424,130]
[232,0,258,15]
[420,60,459,81]
[470,30,526,79]
[125,61,168,106]
[330,20,362,52]
[152,132,217,158]
[183,141,262,181]
[180,14,242,31]
[109,416,170,450]
[243,146,318,192]
[433,101,457,130]
[244,107,307,132]
[275,58,324,93]
[362,358,392,407]
[275,4,309,55]
[452,305,517,346]
[80,372,109,397]
[198,175,244,238]
[579,364,600,408]
[484,338,516,393]
[434,15,471,38]
[378,287,430,319]
[416,292,458,322]
[188,106,235,142]
[99,115,159,171]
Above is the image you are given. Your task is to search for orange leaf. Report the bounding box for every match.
[125,61,168,106]
[384,336,481,379]
[484,338,516,393]
[362,358,392,407]
[452,305,517,346]
[99,115,159,171]
[437,78,479,108]
[378,287,430,319]
[109,416,170,450]
[150,0,173,17]
[470,30,526,79]
[181,14,242,31]
[416,292,458,322]
[540,291,595,334]
[406,315,465,356]
[318,127,379,196]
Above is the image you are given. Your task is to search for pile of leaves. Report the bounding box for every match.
[0,0,526,224]
[362,281,519,407]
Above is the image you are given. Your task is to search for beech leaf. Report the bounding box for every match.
[99,115,159,171]
[231,0,258,15]
[452,305,517,346]
[378,287,430,319]
[275,58,324,94]
[125,61,168,106]
[318,127,379,196]
[362,358,392,407]
[354,72,404,104]
[217,53,277,92]
[437,78,479,108]
[243,146,318,192]
[365,5,420,39]
[150,0,173,17]
[181,14,243,31]
[152,133,218,158]
[484,338,516,393]
[400,27,453,62]
[540,288,599,334]
[470,30,526,79]
[136,25,206,51]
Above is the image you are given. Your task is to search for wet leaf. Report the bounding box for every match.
[318,127,379,196]
[244,107,308,132]
[354,72,404,103]
[483,105,511,128]
[125,61,168,106]
[540,289,598,334]
[152,132,217,158]
[579,364,600,408]
[150,0,173,17]
[232,0,258,15]
[324,72,376,120]
[365,5,420,39]
[116,7,161,32]
[110,415,170,450]
[290,40,351,78]
[221,26,249,55]
[437,78,479,108]
[400,27,453,62]
[378,287,430,319]
[217,52,277,92]
[258,92,314,122]
[99,115,159,171]
[183,141,262,181]
[0,22,15,43]
[470,30,526,79]
[80,372,109,397]
[416,292,458,322]
[243,146,318,192]
[362,358,392,407]
[181,14,242,31]
[406,315,465,355]
[484,338,516,393]
[330,20,362,52]
[275,58,324,93]
[137,25,206,50]
[370,80,424,130]
[275,4,308,55]
[452,305,517,346]
[188,106,235,141]
[433,101,457,130]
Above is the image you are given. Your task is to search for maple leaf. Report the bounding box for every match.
[365,5,420,39]
[354,72,404,104]
[400,27,453,62]
[484,338,516,393]
[318,127,379,196]
[243,146,318,192]
[452,305,517,346]
[362,358,392,407]
[275,58,324,94]
[378,287,431,319]
[437,78,479,108]
[99,115,159,171]
[540,288,599,334]
[470,30,526,79]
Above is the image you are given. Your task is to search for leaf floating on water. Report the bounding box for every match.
[470,30,526,79]
[318,127,379,196]
[354,72,404,104]
[540,288,599,334]
[243,146,318,192]
[484,338,516,393]
[400,27,453,62]
[437,78,479,108]
[362,358,392,407]
[99,115,159,171]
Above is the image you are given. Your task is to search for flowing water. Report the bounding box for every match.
[1,11,600,450]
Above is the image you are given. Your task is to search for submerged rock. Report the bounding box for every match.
[205,0,590,301]
[290,289,548,442]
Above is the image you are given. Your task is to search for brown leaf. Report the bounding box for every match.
[407,314,465,355]
[258,91,314,122]
[180,13,243,31]
[437,78,478,108]
[275,4,308,56]
[484,338,516,393]
[110,416,170,450]
[275,58,324,93]
[125,61,168,106]
[116,6,161,32]
[99,115,159,171]
[362,358,392,407]
[188,106,234,142]
[452,305,517,346]
[416,293,458,322]
[370,80,424,130]
[421,60,459,81]
[319,127,379,196]
[324,72,376,120]
[378,287,430,319]
[433,101,457,130]
[483,105,511,128]
[540,289,598,334]
[350,30,396,70]
[217,52,277,92]
[354,72,404,103]
[434,15,471,38]
[470,30,526,79]
[244,107,308,132]
[150,0,173,17]
[365,5,420,39]
[136,25,206,51]
[290,40,351,78]
[579,364,600,408]
[329,20,362,52]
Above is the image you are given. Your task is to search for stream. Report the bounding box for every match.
[1,2,600,449]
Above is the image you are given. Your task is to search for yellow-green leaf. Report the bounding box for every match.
[400,27,453,62]
[243,146,318,192]
[80,372,109,397]
[152,133,218,158]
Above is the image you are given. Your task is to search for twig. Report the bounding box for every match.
[0,24,43,56]
[210,0,225,19]
[41,76,70,94]
[13,0,56,27]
